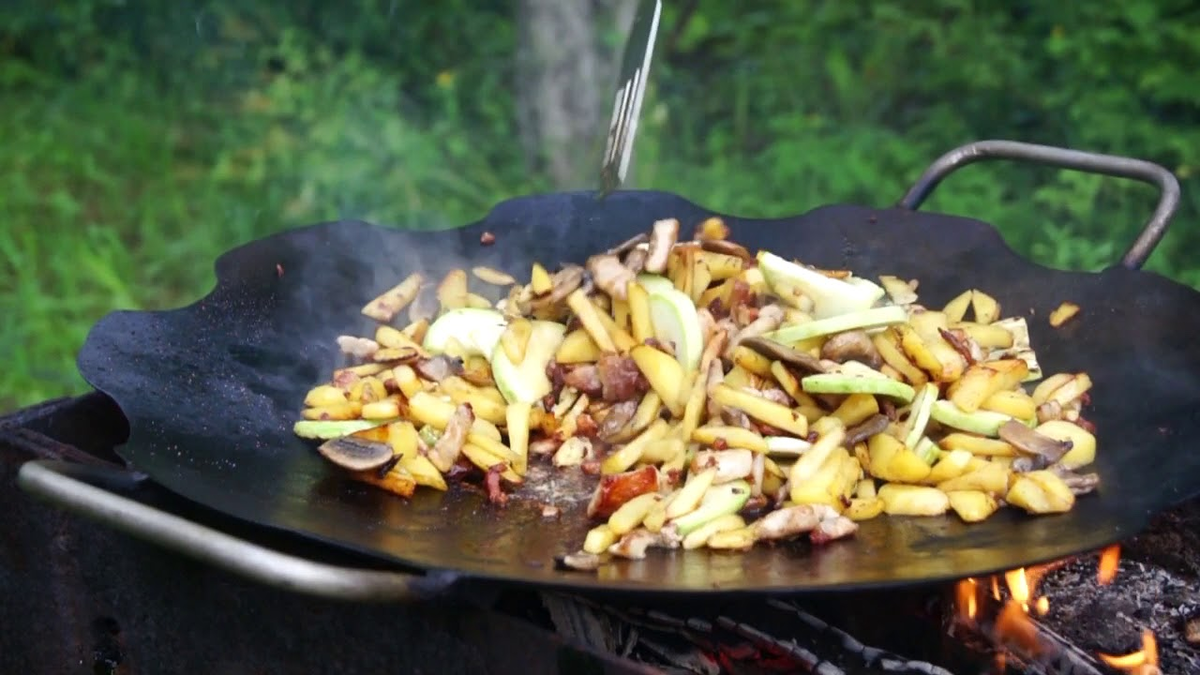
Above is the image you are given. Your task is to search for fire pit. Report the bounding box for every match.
[5,141,1200,674]
[4,394,1198,673]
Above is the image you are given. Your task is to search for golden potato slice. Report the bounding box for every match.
[872,330,929,387]
[303,401,363,421]
[361,272,424,323]
[608,493,662,536]
[879,484,950,516]
[845,496,885,521]
[602,419,670,474]
[732,346,773,377]
[304,385,348,408]
[705,526,758,551]
[952,322,1014,349]
[529,263,553,295]
[790,447,851,508]
[403,454,448,491]
[627,281,654,344]
[947,490,999,523]
[631,345,686,416]
[692,425,768,453]
[980,389,1037,420]
[1032,373,1075,405]
[970,289,1001,324]
[711,384,808,438]
[1049,301,1081,328]
[567,290,618,353]
[1006,470,1075,514]
[936,461,1011,494]
[830,393,880,427]
[362,399,402,420]
[1034,419,1097,469]
[868,433,932,484]
[921,448,972,484]
[583,525,618,554]
[942,289,973,323]
[939,432,1017,457]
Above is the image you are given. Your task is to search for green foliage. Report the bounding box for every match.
[1,0,1198,409]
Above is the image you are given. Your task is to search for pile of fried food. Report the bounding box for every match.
[294,217,1100,570]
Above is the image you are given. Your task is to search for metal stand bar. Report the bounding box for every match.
[17,460,455,603]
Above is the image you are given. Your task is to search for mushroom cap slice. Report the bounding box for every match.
[318,436,395,472]
[740,336,831,374]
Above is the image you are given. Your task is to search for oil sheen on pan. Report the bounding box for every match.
[76,189,1200,594]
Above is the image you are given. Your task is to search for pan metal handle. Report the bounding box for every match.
[897,139,1182,270]
[17,460,457,603]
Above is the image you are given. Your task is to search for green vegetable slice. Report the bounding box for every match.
[293,418,397,440]
[801,373,915,403]
[670,479,753,536]
[764,305,908,345]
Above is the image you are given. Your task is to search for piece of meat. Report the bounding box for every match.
[586,465,659,519]
[485,464,508,505]
[587,254,635,301]
[753,504,835,540]
[414,354,463,382]
[562,364,603,396]
[597,354,647,402]
[337,335,379,360]
[428,403,474,472]
[598,399,639,440]
[810,515,858,545]
[609,528,668,560]
[644,219,679,274]
[726,304,785,358]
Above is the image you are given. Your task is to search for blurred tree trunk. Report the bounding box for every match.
[516,0,638,190]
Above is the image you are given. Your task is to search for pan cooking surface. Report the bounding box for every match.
[77,190,1200,593]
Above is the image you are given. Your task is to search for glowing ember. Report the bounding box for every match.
[1098,629,1160,675]
[952,546,1162,673]
[1098,544,1121,585]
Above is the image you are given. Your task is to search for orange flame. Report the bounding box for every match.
[1098,544,1120,585]
[1098,629,1159,674]
[952,546,1160,673]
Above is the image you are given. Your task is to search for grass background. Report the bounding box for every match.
[2,1,1199,411]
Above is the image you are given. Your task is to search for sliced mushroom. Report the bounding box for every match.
[820,331,883,369]
[609,528,669,560]
[557,551,603,572]
[700,238,752,261]
[740,336,831,374]
[999,420,1073,464]
[427,403,474,472]
[644,218,679,274]
[318,436,394,472]
[726,304,785,358]
[530,264,585,310]
[623,247,648,274]
[414,355,464,382]
[845,413,890,447]
[586,253,635,300]
[605,232,649,257]
[1052,469,1101,495]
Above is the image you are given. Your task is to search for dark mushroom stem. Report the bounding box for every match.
[999,420,1073,464]
[740,336,831,374]
[845,414,890,447]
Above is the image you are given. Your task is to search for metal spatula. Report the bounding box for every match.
[599,0,663,196]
